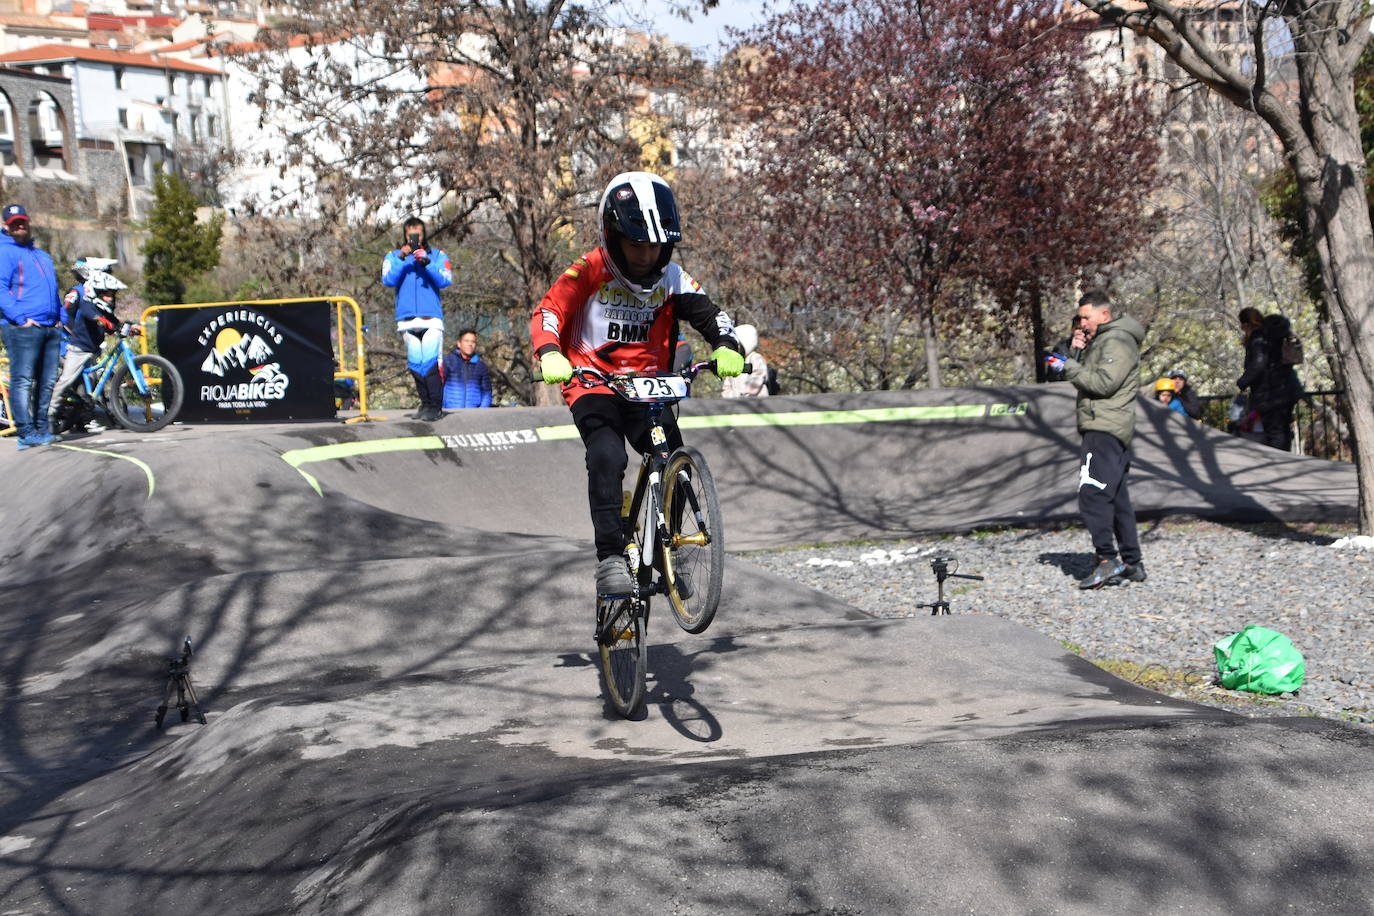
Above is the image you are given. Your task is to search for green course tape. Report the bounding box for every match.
[54,444,157,499]
[535,401,1023,440]
[283,402,1027,491]
[282,436,446,495]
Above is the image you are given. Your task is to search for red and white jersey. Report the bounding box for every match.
[531,246,740,406]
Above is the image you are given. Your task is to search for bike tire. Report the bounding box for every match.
[598,597,646,717]
[51,394,88,435]
[107,355,184,432]
[662,446,725,634]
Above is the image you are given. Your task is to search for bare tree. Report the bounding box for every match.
[229,1,706,405]
[1110,79,1322,395]
[1076,0,1374,533]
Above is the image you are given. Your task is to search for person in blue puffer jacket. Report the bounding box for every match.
[442,328,492,408]
[382,216,454,421]
[0,204,63,449]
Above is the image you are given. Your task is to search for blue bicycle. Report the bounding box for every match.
[53,323,185,433]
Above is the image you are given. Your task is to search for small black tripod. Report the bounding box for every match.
[155,637,207,728]
[915,556,985,615]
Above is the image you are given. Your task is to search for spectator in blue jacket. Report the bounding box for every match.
[0,204,63,449]
[382,216,453,421]
[442,328,492,408]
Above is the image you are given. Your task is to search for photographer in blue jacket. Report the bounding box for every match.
[382,216,453,421]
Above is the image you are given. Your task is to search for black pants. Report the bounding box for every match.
[1077,430,1141,565]
[1258,404,1294,451]
[571,394,683,560]
[409,366,443,408]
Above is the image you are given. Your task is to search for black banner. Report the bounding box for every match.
[158,302,335,422]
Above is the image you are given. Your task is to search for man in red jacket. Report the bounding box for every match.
[530,171,744,596]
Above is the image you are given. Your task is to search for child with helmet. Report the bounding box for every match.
[48,257,131,431]
[530,171,745,596]
[1153,377,1188,417]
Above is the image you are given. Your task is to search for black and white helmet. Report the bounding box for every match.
[85,270,127,294]
[598,171,681,298]
[74,257,126,299]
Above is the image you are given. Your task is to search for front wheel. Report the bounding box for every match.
[662,446,725,634]
[597,597,646,717]
[107,355,184,432]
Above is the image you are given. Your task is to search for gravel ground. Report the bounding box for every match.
[737,518,1374,728]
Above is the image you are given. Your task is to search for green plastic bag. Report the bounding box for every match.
[1213,626,1305,694]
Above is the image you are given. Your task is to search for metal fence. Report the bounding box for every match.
[1198,390,1351,462]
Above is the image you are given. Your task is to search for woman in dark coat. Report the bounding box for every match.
[1236,309,1303,451]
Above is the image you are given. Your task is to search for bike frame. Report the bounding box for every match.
[623,404,678,592]
[80,335,149,402]
[574,363,708,601]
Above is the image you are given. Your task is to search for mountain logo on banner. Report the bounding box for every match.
[202,328,275,376]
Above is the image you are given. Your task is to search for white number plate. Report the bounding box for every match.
[626,376,688,401]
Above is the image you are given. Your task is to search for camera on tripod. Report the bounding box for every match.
[155,636,207,728]
[917,555,984,615]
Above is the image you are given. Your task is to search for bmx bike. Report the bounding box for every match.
[573,363,727,718]
[53,322,185,434]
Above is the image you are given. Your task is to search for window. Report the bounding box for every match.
[167,74,175,96]
[118,107,128,128]
[190,115,199,142]
[0,98,14,167]
[27,92,65,170]
[207,114,217,137]
[171,112,180,135]
[114,67,124,90]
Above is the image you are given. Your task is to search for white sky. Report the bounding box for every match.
[618,0,796,58]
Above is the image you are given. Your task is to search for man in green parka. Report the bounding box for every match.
[1047,289,1147,589]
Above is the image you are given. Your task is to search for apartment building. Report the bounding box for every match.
[0,41,225,214]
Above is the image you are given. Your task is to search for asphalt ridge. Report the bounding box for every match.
[1,386,1370,914]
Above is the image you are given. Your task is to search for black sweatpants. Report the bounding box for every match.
[1077,430,1141,565]
[571,394,683,560]
[1258,404,1294,452]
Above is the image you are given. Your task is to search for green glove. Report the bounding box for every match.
[540,351,573,384]
[713,346,745,378]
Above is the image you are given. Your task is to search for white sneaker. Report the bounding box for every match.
[86,420,106,433]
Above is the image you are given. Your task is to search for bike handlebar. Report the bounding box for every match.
[570,361,717,387]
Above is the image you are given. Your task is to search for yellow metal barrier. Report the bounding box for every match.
[138,297,381,424]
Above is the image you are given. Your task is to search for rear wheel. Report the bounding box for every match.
[52,391,93,435]
[662,446,725,634]
[597,597,646,717]
[107,355,184,432]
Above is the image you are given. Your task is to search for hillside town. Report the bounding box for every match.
[0,0,704,225]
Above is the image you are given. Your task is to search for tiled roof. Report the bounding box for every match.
[0,43,221,75]
[0,15,86,31]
